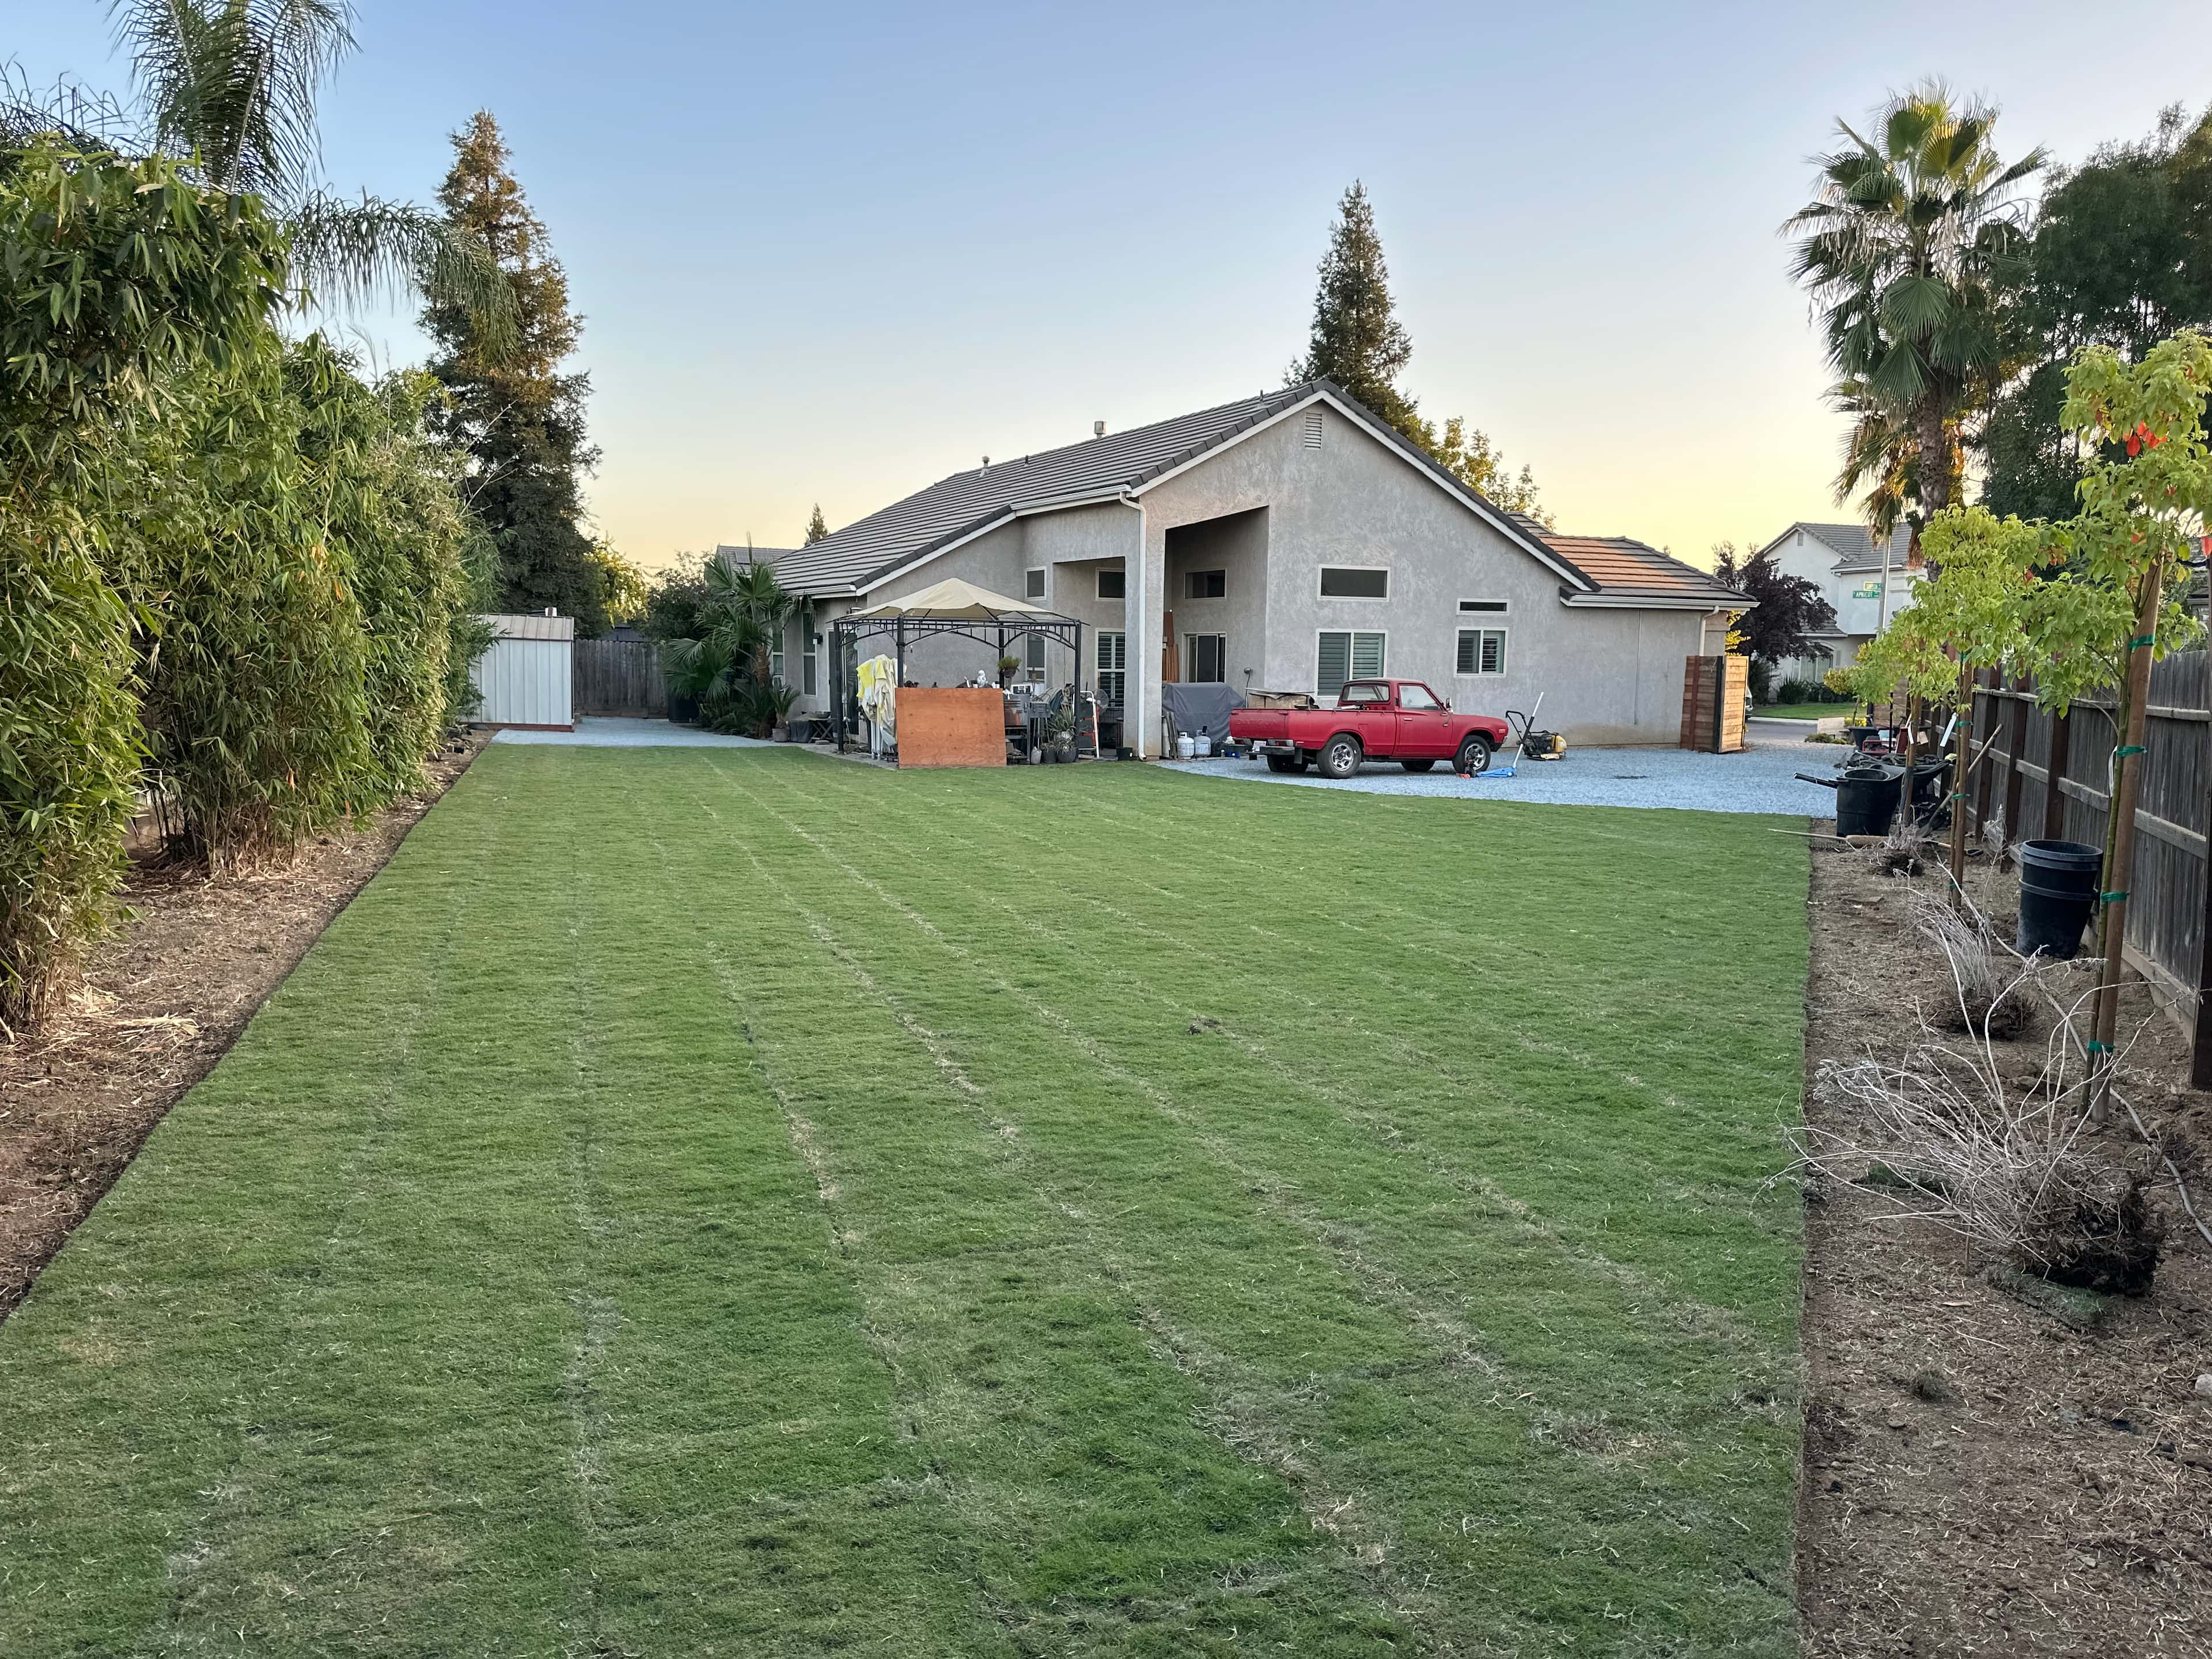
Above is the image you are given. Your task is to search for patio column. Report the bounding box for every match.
[1130,507,1167,756]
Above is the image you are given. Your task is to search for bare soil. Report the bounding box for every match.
[0,733,486,1322]
[1798,829,2212,1655]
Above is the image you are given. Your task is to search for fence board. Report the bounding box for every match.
[1969,649,2211,1081]
[573,638,666,717]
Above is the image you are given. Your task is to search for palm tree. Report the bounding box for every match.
[664,557,796,737]
[1788,82,2043,551]
[105,0,509,331]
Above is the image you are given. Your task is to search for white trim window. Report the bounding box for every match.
[1098,567,1126,600]
[1097,630,1127,706]
[1024,631,1047,682]
[1457,598,1508,614]
[1024,567,1047,601]
[801,616,818,696]
[771,628,786,685]
[1317,630,1385,698]
[1319,566,1389,600]
[1456,627,1508,676]
[1187,569,1226,599]
[1183,633,1227,683]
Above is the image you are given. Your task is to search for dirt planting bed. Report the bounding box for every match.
[0,734,486,1322]
[1799,830,2212,1655]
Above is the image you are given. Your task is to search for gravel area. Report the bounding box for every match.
[1160,737,1849,815]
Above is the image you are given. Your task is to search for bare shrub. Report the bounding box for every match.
[1910,887,2034,1039]
[1981,805,2019,873]
[1874,810,1930,876]
[1790,976,2165,1294]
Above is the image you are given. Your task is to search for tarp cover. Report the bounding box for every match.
[1161,683,1247,745]
[846,578,1055,622]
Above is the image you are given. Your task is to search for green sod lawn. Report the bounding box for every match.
[1755,703,1855,723]
[1,748,1809,1656]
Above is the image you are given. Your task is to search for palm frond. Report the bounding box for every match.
[289,191,515,351]
[111,0,356,201]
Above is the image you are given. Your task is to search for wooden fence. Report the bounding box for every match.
[573,638,666,718]
[1965,649,2212,1082]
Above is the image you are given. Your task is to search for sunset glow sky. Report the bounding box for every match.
[15,2,2210,570]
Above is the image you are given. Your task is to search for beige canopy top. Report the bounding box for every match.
[846,578,1059,623]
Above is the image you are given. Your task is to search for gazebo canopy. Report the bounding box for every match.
[846,578,1065,624]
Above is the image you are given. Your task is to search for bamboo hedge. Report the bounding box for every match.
[3,138,493,1024]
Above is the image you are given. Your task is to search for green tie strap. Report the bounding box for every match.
[2100,890,2130,903]
[2115,744,2146,757]
[2128,634,2156,649]
[2085,1039,2111,1055]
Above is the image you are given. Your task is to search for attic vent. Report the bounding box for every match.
[1302,409,1324,448]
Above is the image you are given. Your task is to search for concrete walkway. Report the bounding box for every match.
[1160,738,1851,816]
[490,718,775,749]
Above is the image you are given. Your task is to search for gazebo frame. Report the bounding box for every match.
[830,607,1086,755]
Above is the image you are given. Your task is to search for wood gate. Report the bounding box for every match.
[573,638,667,718]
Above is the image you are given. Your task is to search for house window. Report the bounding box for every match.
[771,630,786,685]
[1319,567,1388,599]
[1458,599,1508,613]
[1097,631,1126,706]
[1097,567,1125,600]
[1456,628,1507,676]
[1317,630,1385,698]
[1183,634,1227,683]
[1024,632,1046,682]
[1187,569,1225,599]
[801,618,818,696]
[1025,567,1046,601]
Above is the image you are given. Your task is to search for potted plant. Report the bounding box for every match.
[998,654,1021,689]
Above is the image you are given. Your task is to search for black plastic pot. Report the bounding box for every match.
[667,688,700,726]
[2017,839,2103,960]
[1833,763,1903,836]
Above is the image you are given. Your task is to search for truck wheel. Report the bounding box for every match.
[1455,735,1493,775]
[1400,759,1435,773]
[1318,735,1362,779]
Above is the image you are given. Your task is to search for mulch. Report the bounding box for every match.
[0,732,487,1323]
[1797,827,2212,1655]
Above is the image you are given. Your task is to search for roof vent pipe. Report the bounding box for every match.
[979,456,989,473]
[1093,421,1105,438]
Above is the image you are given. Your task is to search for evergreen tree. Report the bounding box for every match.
[423,111,605,632]
[804,503,830,544]
[1289,182,1551,520]
[1289,181,1419,438]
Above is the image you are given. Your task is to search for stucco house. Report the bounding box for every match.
[753,381,1746,755]
[1760,521,1920,686]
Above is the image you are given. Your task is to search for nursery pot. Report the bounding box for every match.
[2016,839,2103,960]
[1832,762,1902,838]
[668,688,700,725]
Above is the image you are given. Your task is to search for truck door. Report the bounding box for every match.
[1393,683,1453,756]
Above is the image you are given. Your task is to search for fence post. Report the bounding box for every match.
[2001,674,2028,843]
[1973,669,1997,831]
[2043,707,2071,842]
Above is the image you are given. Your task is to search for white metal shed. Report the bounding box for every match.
[472,613,575,729]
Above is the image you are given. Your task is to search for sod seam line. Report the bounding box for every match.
[743,758,1776,1368]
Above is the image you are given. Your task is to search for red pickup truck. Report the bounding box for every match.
[1228,680,1509,778]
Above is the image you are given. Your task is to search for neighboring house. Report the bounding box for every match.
[750,381,1747,754]
[1761,521,1919,685]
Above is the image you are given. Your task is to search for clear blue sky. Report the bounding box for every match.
[14,2,2209,569]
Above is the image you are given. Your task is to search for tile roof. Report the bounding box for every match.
[712,544,796,570]
[1794,522,1914,571]
[1509,516,1748,607]
[757,387,1331,595]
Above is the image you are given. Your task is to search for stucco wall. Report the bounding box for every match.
[1134,402,1710,749]
[1163,507,1268,689]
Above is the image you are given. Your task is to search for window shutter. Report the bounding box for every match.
[1351,632,1385,679]
[1317,631,1350,696]
[1456,631,1477,675]
[1481,630,1506,675]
